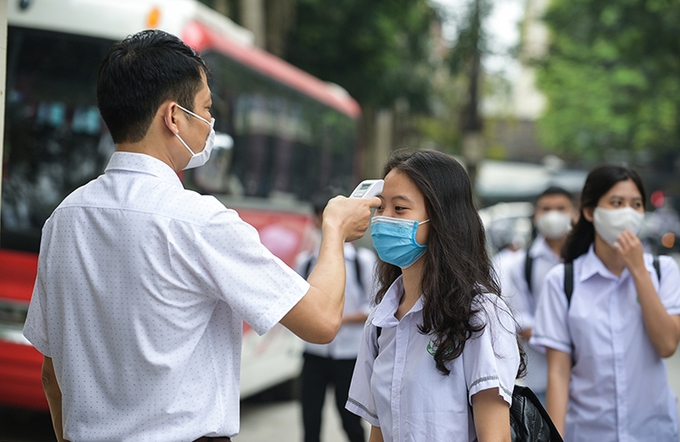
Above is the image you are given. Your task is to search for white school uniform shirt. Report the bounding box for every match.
[504,235,561,394]
[346,275,520,442]
[531,245,680,442]
[296,242,376,359]
[23,152,309,442]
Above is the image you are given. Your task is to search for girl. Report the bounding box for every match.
[346,150,524,442]
[531,164,680,441]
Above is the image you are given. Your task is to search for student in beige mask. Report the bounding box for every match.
[530,164,680,442]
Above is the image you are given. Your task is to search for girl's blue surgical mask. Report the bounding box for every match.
[371,215,430,268]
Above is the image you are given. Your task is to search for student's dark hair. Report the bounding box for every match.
[536,186,572,204]
[97,29,208,143]
[562,164,646,262]
[375,150,526,376]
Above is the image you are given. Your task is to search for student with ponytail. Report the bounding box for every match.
[531,164,680,442]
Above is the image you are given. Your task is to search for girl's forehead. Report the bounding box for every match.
[602,179,642,199]
[382,169,426,204]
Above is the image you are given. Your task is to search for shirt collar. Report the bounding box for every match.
[578,244,656,282]
[105,152,183,188]
[371,275,424,328]
[529,235,559,260]
[579,245,610,281]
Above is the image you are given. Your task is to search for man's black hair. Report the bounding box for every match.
[97,29,209,143]
[536,186,572,203]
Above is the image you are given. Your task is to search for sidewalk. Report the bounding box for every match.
[236,389,369,441]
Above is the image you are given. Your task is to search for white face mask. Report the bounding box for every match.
[535,210,572,239]
[593,206,645,247]
[175,104,216,170]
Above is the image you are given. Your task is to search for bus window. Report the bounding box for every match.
[2,27,115,253]
[184,51,358,203]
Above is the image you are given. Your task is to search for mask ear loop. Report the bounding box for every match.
[162,113,196,156]
[176,104,212,126]
[175,132,197,156]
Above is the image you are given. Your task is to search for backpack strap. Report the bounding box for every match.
[522,239,535,296]
[563,262,574,306]
[653,255,661,282]
[524,252,534,296]
[354,249,364,291]
[302,257,314,279]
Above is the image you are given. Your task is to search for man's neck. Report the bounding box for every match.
[544,235,566,257]
[116,141,180,172]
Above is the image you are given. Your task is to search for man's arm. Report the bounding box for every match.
[281,196,379,343]
[42,356,69,442]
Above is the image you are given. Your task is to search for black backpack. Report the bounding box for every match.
[375,327,563,442]
[509,385,563,442]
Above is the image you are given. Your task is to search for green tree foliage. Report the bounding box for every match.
[536,0,680,165]
[284,0,439,111]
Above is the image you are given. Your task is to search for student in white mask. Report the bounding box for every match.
[531,164,680,442]
[502,186,575,404]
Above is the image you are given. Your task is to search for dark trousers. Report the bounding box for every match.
[301,352,365,442]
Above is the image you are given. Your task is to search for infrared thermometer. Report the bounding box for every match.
[350,179,384,198]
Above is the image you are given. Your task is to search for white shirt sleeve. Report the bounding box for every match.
[530,264,572,354]
[464,294,520,405]
[23,273,50,357]
[658,255,680,315]
[505,251,536,332]
[346,316,381,427]
[181,203,310,336]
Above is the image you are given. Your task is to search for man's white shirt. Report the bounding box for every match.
[23,152,309,441]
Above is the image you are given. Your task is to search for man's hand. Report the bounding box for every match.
[281,195,379,343]
[322,195,381,242]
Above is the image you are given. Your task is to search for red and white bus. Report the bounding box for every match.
[0,0,362,410]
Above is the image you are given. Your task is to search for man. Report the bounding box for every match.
[502,186,575,403]
[23,30,378,442]
[296,193,376,442]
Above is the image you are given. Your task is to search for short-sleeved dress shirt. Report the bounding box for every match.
[346,276,520,442]
[23,152,309,441]
[504,235,561,394]
[531,245,680,442]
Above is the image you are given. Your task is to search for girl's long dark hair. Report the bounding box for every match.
[562,164,646,262]
[375,150,525,376]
